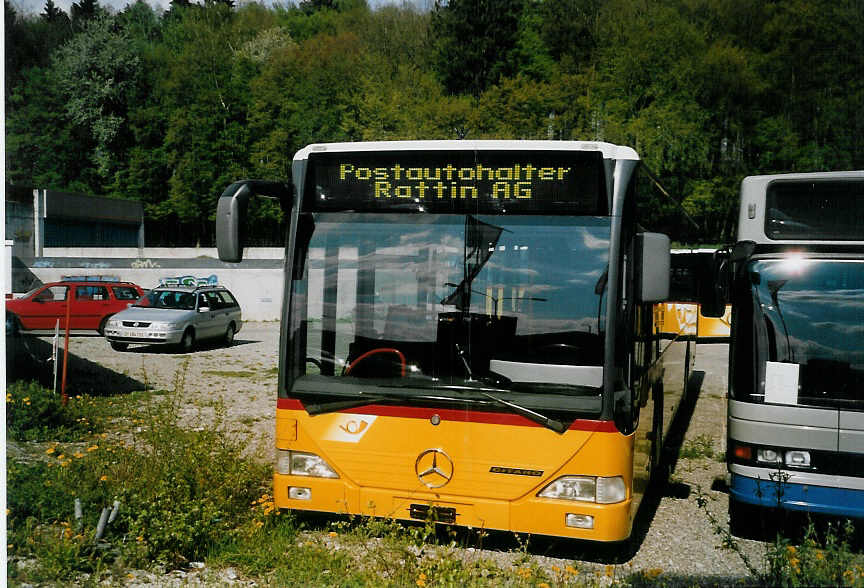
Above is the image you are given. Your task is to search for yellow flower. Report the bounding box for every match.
[815,550,825,560]
[60,461,70,467]
[87,445,99,452]
[786,545,797,556]
[6,393,12,402]
[416,573,427,587]
[73,452,85,459]
[538,583,551,588]
[22,397,30,403]
[45,447,56,454]
[565,565,577,575]
[100,475,108,482]
[136,536,144,543]
[57,454,65,460]
[605,565,615,578]
[645,568,663,579]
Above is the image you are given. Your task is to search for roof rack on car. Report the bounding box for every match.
[158,275,220,288]
[61,275,121,282]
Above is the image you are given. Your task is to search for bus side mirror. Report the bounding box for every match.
[700,241,752,318]
[216,180,293,263]
[635,232,670,303]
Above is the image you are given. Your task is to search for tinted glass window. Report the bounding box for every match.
[204,292,222,308]
[112,286,139,300]
[748,258,864,409]
[766,179,864,240]
[217,291,237,307]
[35,286,68,302]
[286,213,609,413]
[134,290,196,310]
[76,285,109,300]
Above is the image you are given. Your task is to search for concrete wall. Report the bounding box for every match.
[15,248,287,321]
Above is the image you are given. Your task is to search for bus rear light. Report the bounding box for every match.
[289,487,311,500]
[276,450,339,478]
[565,513,594,529]
[732,444,752,461]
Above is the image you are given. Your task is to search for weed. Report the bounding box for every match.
[694,485,864,586]
[201,370,257,378]
[6,380,102,442]
[679,433,716,459]
[7,367,270,581]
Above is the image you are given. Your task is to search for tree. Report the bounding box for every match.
[430,0,525,96]
[42,0,68,22]
[51,15,142,186]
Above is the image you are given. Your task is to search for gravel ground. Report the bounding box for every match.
[19,325,768,584]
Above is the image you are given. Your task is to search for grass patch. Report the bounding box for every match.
[679,433,716,460]
[201,370,258,378]
[7,370,270,582]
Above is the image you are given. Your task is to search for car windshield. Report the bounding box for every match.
[133,290,196,310]
[285,213,610,414]
[749,258,864,409]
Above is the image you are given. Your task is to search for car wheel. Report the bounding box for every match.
[109,341,128,352]
[98,315,113,336]
[224,323,235,347]
[179,328,195,353]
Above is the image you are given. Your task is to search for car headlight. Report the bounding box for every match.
[538,475,626,504]
[107,319,121,328]
[276,450,339,478]
[150,322,180,331]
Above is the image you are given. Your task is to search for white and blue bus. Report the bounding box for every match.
[706,171,864,534]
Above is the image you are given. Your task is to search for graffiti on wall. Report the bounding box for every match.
[158,275,219,287]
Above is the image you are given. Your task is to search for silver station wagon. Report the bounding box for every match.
[103,284,242,352]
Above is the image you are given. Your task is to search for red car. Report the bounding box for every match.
[6,281,145,335]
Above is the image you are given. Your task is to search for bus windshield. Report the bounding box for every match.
[286,212,609,414]
[750,258,864,409]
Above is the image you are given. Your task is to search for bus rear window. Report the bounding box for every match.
[765,179,864,240]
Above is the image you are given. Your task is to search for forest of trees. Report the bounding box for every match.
[5,0,863,245]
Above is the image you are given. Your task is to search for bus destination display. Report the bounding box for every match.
[304,150,607,214]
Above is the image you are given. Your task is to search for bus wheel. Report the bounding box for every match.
[729,500,762,539]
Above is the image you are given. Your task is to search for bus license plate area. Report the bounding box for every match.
[409,504,457,524]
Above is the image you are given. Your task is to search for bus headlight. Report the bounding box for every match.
[538,476,595,502]
[538,475,626,504]
[756,448,782,465]
[785,450,811,467]
[276,450,339,478]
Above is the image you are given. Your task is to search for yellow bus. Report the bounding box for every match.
[216,141,693,542]
[655,250,732,343]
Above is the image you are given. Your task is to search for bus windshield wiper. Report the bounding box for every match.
[478,391,568,434]
[300,391,466,416]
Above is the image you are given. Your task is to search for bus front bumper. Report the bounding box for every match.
[729,466,864,519]
[273,472,634,542]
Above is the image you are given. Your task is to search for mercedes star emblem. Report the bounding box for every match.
[415,448,454,489]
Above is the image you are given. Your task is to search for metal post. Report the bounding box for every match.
[61,287,72,405]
